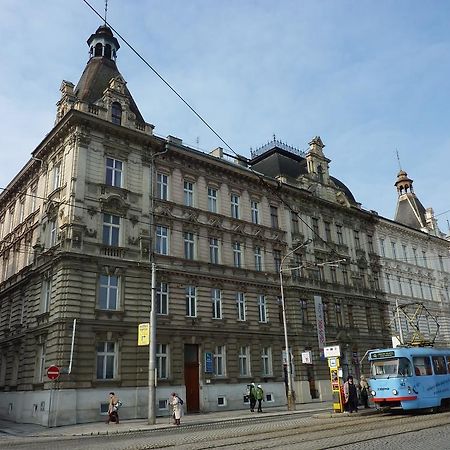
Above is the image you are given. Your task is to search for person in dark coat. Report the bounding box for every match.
[343,376,358,413]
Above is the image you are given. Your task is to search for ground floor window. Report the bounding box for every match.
[96,341,117,380]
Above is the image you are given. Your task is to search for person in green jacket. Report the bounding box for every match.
[256,384,264,412]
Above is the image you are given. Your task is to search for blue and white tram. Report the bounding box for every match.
[368,347,450,410]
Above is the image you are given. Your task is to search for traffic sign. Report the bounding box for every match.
[47,365,60,380]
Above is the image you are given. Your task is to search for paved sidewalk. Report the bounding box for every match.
[0,401,335,438]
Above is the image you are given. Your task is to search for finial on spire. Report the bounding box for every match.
[396,148,402,171]
[104,0,108,25]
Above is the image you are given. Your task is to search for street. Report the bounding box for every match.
[1,409,450,450]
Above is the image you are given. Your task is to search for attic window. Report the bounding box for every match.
[104,44,112,59]
[111,102,122,125]
[94,43,103,57]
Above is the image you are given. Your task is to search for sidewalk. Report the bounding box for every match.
[0,402,334,438]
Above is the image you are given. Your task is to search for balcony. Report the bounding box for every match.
[101,246,125,258]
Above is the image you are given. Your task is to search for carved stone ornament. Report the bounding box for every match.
[85,227,97,238]
[129,215,139,226]
[100,195,129,215]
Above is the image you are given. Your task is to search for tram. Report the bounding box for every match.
[368,346,450,410]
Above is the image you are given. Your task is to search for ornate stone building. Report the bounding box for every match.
[0,24,393,426]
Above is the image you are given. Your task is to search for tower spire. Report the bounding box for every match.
[104,0,108,26]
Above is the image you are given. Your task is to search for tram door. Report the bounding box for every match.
[184,344,200,412]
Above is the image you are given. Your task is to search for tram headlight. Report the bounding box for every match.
[392,389,398,396]
[371,390,376,397]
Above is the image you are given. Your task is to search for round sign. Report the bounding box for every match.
[47,365,60,380]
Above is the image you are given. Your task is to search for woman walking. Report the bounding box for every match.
[170,392,183,426]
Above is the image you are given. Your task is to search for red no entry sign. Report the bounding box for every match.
[47,365,60,380]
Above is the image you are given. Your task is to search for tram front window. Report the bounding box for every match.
[371,357,412,378]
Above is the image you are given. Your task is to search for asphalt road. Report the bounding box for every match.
[1,410,450,449]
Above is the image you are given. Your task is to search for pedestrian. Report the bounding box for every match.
[343,375,358,413]
[256,384,264,412]
[170,392,183,426]
[248,382,257,412]
[107,392,120,424]
[359,375,370,409]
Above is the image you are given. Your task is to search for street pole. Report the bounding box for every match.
[148,261,157,424]
[279,240,311,411]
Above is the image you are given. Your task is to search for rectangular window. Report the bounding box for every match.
[273,250,281,273]
[156,344,169,379]
[291,212,299,234]
[49,219,57,247]
[155,225,169,255]
[402,244,408,261]
[335,302,342,327]
[386,274,391,293]
[183,180,194,207]
[336,225,344,245]
[213,345,226,376]
[96,341,116,380]
[439,255,445,272]
[185,286,196,317]
[36,343,46,383]
[254,247,262,271]
[103,214,120,246]
[156,173,168,200]
[354,230,361,250]
[429,283,434,300]
[348,304,354,327]
[419,281,424,298]
[258,294,267,323]
[236,292,246,321]
[367,235,374,253]
[233,242,242,268]
[42,277,52,313]
[422,250,427,268]
[379,239,385,257]
[209,238,220,264]
[299,299,308,325]
[391,241,397,259]
[156,282,168,315]
[212,288,222,319]
[99,275,119,310]
[342,266,349,285]
[413,356,432,376]
[324,222,332,242]
[270,206,279,228]
[239,346,251,377]
[412,248,418,265]
[207,187,217,213]
[251,201,259,224]
[30,184,38,213]
[261,347,273,376]
[330,266,337,284]
[432,356,447,375]
[184,232,195,260]
[366,306,372,329]
[8,209,14,234]
[52,163,61,191]
[312,218,320,239]
[397,276,403,295]
[19,199,25,223]
[106,157,123,187]
[231,194,240,219]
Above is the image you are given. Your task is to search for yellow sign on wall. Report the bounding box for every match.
[138,323,150,346]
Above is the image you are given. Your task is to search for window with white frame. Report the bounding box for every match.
[213,345,226,376]
[231,194,240,219]
[258,294,268,322]
[184,232,195,260]
[212,288,222,319]
[156,173,169,200]
[156,343,169,379]
[183,180,194,207]
[261,347,272,376]
[273,250,281,273]
[336,224,344,245]
[233,241,242,268]
[30,184,38,212]
[103,214,120,246]
[52,163,61,191]
[106,157,123,187]
[49,219,58,247]
[209,238,220,264]
[156,282,168,315]
[251,201,259,224]
[42,277,53,313]
[379,238,385,257]
[8,209,14,234]
[96,341,117,379]
[155,225,169,255]
[238,345,251,376]
[19,198,25,223]
[207,187,218,213]
[99,275,119,310]
[185,286,196,317]
[291,212,300,234]
[254,246,262,271]
[236,292,246,321]
[391,241,397,259]
[35,343,46,383]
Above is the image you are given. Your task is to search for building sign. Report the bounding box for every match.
[324,345,341,358]
[314,295,326,353]
[301,351,312,364]
[369,350,395,360]
[204,352,213,373]
[137,323,150,346]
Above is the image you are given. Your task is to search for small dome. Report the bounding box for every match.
[95,25,114,38]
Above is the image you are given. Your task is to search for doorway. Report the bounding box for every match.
[184,344,200,412]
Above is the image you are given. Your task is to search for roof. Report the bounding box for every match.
[74,57,145,123]
[395,193,427,230]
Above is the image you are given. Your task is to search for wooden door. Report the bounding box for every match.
[184,344,199,412]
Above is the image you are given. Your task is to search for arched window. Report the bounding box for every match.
[317,165,324,183]
[104,44,112,59]
[94,43,103,57]
[111,102,122,125]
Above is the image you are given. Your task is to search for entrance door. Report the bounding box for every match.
[184,344,199,412]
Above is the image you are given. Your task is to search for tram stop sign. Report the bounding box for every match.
[47,365,60,381]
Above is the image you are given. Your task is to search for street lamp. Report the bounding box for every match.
[279,239,311,411]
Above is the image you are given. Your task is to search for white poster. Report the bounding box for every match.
[314,295,326,352]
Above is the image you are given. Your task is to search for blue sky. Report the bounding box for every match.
[1,0,450,230]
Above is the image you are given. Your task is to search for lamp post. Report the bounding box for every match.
[279,239,311,411]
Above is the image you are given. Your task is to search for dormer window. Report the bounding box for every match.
[104,44,112,59]
[94,42,103,57]
[111,102,122,125]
